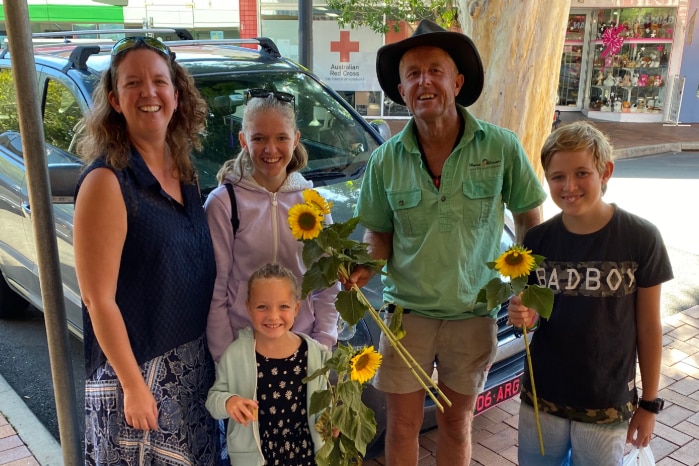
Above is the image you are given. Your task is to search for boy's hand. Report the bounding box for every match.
[507,295,538,328]
[225,395,259,427]
[627,407,655,447]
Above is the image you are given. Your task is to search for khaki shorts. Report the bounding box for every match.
[372,313,498,396]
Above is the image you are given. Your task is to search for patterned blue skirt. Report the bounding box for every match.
[84,335,221,465]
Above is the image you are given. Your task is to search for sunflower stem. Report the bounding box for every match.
[363,302,447,411]
[338,264,451,411]
[523,325,544,455]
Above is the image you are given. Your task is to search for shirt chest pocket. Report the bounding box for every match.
[387,189,428,237]
[462,177,502,228]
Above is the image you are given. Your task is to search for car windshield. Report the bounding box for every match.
[188,70,380,195]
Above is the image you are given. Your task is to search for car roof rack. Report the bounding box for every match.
[0,28,180,57]
[1,29,281,70]
[30,28,184,40]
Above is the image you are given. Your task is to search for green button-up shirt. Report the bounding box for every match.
[356,106,546,320]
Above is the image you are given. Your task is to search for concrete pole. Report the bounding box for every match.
[2,2,82,464]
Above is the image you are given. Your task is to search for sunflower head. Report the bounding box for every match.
[302,188,333,216]
[349,346,382,384]
[493,244,536,279]
[288,203,324,240]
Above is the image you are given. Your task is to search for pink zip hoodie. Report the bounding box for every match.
[204,171,339,362]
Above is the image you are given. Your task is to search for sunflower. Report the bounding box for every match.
[302,188,333,215]
[288,203,324,240]
[349,346,382,384]
[494,244,536,279]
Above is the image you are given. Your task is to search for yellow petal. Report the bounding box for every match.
[288,203,324,240]
[493,244,536,279]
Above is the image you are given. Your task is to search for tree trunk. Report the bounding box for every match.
[460,0,569,178]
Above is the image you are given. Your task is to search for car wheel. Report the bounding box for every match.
[0,276,28,318]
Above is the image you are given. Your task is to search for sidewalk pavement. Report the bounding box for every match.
[0,373,62,465]
[364,305,699,466]
[384,111,699,159]
[1,116,698,466]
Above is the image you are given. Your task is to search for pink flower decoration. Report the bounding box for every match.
[601,24,625,57]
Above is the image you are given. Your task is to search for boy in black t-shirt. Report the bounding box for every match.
[508,121,673,465]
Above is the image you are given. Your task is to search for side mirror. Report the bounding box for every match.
[48,163,83,204]
[369,120,391,142]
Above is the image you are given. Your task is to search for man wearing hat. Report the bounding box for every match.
[348,20,546,465]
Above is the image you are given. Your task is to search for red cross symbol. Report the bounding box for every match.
[330,31,359,62]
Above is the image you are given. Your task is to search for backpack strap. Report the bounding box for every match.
[223,182,239,236]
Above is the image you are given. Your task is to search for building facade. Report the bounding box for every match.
[0,0,696,122]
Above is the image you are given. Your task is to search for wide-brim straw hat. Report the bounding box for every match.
[376,19,484,107]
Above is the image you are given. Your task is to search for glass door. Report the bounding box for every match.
[557,11,590,111]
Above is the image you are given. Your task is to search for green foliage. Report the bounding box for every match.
[385,304,407,340]
[299,216,385,327]
[43,80,82,154]
[0,69,20,133]
[521,285,554,319]
[477,248,554,319]
[326,0,460,34]
[477,277,513,311]
[303,343,378,466]
[335,290,369,326]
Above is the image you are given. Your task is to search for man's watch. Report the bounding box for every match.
[638,398,664,414]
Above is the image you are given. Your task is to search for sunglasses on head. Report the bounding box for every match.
[245,88,295,107]
[111,36,172,59]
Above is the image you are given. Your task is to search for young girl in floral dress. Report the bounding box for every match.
[206,263,330,465]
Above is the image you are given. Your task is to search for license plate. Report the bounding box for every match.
[474,373,522,416]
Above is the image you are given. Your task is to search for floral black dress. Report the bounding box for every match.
[256,339,315,466]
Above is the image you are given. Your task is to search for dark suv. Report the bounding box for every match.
[0,32,524,453]
[0,33,382,332]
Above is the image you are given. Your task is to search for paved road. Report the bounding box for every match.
[540,151,699,317]
[606,151,699,316]
[0,305,85,443]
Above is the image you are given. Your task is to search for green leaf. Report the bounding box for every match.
[532,253,546,266]
[332,402,377,457]
[510,275,529,295]
[337,380,363,411]
[329,216,361,238]
[303,365,329,384]
[482,277,511,310]
[302,238,325,269]
[335,290,369,326]
[314,439,334,466]
[301,262,332,298]
[333,404,357,439]
[323,343,356,375]
[486,261,497,270]
[317,255,344,284]
[316,227,342,252]
[343,247,373,267]
[476,288,487,304]
[521,285,555,319]
[327,437,349,466]
[387,305,406,340]
[354,403,377,455]
[338,434,362,463]
[309,389,333,416]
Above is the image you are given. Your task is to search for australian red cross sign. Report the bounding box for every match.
[313,23,381,91]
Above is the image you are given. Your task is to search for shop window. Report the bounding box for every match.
[589,7,674,113]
